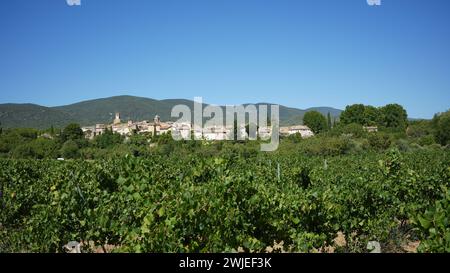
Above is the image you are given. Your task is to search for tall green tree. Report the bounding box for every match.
[340,104,366,125]
[303,111,327,134]
[379,104,408,129]
[61,123,84,142]
[363,106,381,126]
[433,110,450,145]
[340,104,381,126]
[94,129,124,149]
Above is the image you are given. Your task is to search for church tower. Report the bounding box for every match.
[154,115,161,125]
[114,112,121,125]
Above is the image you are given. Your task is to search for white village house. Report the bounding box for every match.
[287,125,315,138]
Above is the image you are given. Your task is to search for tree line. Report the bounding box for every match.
[0,103,448,160]
[302,103,449,146]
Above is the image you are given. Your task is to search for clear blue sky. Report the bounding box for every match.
[0,0,449,118]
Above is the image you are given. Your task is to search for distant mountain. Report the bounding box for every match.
[0,95,342,129]
[0,103,77,129]
[305,107,342,117]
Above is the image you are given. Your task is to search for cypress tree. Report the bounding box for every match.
[327,112,332,129]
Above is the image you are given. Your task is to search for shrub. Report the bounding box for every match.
[93,131,124,149]
[302,136,350,156]
[287,133,303,143]
[433,110,450,145]
[11,143,36,159]
[427,143,442,151]
[368,133,392,151]
[61,140,80,159]
[328,123,366,138]
[395,139,411,152]
[407,121,434,138]
[415,190,450,253]
[418,135,436,146]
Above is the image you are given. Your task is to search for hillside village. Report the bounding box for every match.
[81,112,315,140]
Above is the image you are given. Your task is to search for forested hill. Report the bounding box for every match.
[0,95,342,129]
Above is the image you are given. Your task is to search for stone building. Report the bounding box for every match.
[82,124,107,140]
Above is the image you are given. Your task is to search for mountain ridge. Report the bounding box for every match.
[0,95,342,129]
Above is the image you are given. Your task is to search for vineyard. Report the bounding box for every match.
[1,148,449,253]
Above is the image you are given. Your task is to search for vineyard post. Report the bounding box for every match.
[277,162,280,182]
